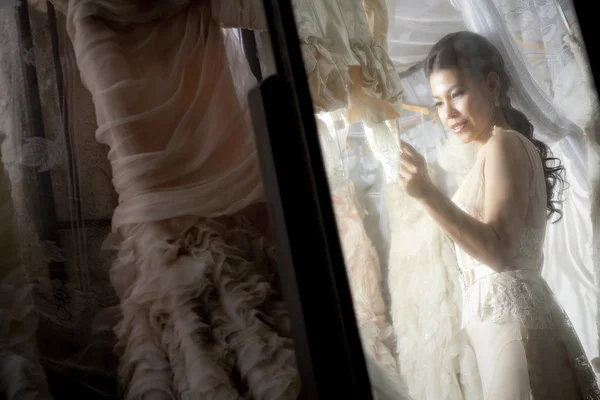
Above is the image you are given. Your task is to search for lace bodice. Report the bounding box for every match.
[452,127,551,329]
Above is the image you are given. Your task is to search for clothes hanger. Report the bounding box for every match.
[402,103,430,115]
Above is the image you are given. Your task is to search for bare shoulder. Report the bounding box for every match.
[483,128,529,166]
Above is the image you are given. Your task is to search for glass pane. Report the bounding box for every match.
[1,2,303,398]
[256,0,600,398]
[2,0,600,399]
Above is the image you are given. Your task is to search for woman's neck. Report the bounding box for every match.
[474,110,511,149]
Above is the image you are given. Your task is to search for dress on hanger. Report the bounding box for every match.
[363,122,482,400]
[256,0,402,125]
[316,116,411,400]
[452,126,600,400]
[59,0,299,398]
[292,3,404,367]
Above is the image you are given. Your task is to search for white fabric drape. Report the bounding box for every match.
[386,0,467,73]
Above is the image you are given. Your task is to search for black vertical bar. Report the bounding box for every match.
[249,0,373,398]
[47,1,88,277]
[241,29,263,82]
[16,1,65,280]
[46,2,64,110]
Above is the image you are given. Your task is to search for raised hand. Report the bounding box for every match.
[398,141,434,199]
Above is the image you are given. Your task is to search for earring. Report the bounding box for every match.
[493,96,500,107]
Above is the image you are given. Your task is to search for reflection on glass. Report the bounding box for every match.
[256,0,600,399]
[2,0,600,398]
[1,2,300,399]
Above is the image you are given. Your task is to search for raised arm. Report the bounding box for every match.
[401,131,530,271]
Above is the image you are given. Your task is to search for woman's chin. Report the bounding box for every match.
[453,131,474,144]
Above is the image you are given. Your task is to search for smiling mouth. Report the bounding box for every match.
[451,122,467,132]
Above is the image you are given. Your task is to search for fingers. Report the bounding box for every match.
[400,140,422,162]
[398,141,428,188]
[398,168,409,184]
[400,150,422,173]
[399,157,417,174]
[399,150,414,163]
[399,144,420,183]
[399,158,417,184]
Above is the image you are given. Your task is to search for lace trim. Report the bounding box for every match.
[575,355,600,399]
[518,226,545,259]
[463,270,555,330]
[552,288,600,399]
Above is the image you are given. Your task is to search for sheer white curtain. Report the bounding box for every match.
[386,0,466,73]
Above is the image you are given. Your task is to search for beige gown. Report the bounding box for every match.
[314,116,411,400]
[452,127,600,400]
[58,0,299,398]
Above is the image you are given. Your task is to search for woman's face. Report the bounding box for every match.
[429,68,497,145]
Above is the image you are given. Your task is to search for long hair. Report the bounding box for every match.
[424,31,566,221]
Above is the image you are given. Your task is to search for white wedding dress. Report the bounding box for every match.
[316,116,411,400]
[364,123,482,400]
[452,126,600,399]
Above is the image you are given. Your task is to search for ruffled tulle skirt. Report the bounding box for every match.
[103,205,299,399]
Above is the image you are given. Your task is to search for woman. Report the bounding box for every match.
[398,31,600,399]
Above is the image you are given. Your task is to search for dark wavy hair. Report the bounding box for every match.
[424,31,566,221]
